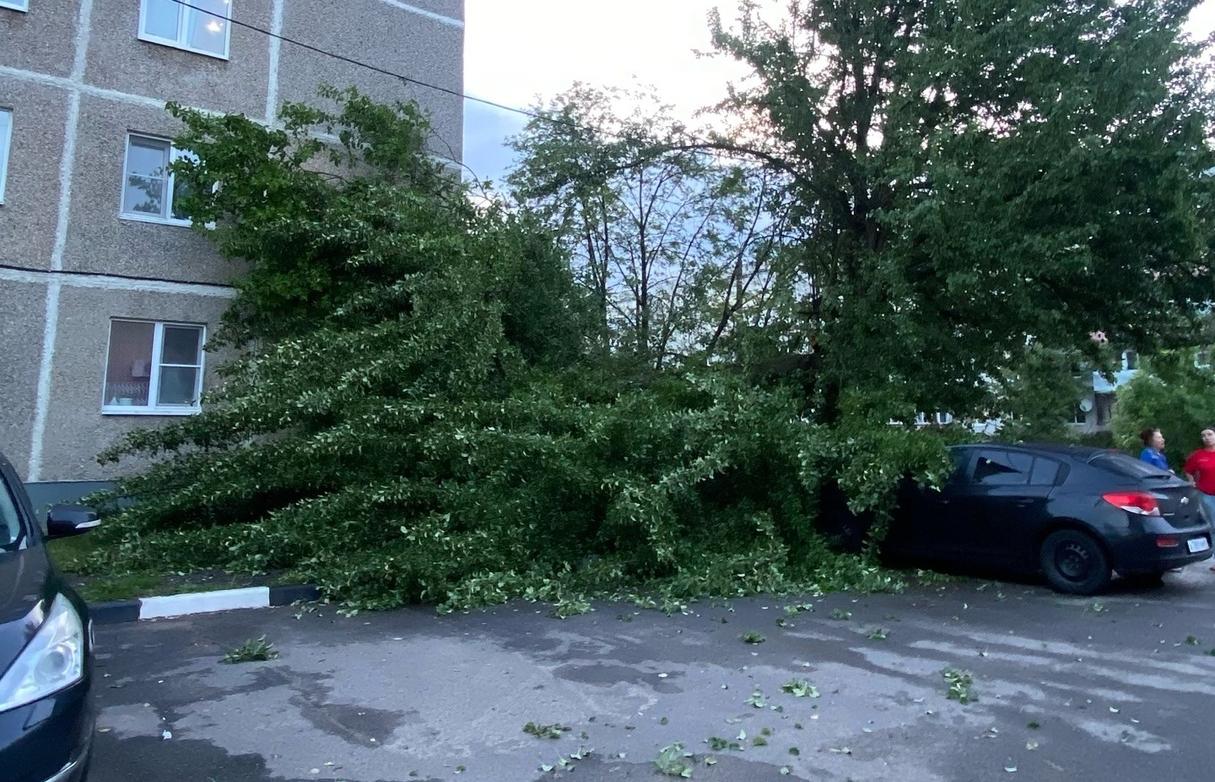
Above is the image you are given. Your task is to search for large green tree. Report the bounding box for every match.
[91,89,941,609]
[508,84,795,368]
[709,0,1215,421]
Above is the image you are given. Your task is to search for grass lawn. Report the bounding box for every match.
[46,534,296,603]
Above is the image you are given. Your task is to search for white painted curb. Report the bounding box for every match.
[139,586,271,620]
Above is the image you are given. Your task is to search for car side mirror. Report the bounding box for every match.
[46,505,100,539]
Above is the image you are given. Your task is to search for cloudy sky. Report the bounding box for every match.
[461,0,1215,188]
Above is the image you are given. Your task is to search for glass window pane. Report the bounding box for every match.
[161,326,202,365]
[0,475,22,549]
[104,321,155,407]
[186,0,231,54]
[142,0,181,40]
[169,176,193,221]
[123,175,166,216]
[157,366,200,406]
[973,451,1033,486]
[126,137,169,178]
[0,109,11,204]
[124,138,169,217]
[1029,458,1062,486]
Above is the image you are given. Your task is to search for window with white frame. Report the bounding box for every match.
[120,134,196,224]
[103,320,205,414]
[139,0,232,59]
[0,109,11,204]
[935,412,954,426]
[0,1,29,13]
[1197,349,1212,369]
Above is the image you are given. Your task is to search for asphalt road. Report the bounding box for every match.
[90,566,1215,782]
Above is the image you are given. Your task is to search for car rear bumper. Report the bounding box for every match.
[0,675,94,782]
[1113,527,1214,575]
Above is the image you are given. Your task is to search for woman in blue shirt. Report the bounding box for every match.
[1139,428,1170,471]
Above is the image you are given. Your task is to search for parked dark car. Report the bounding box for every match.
[0,453,97,782]
[886,443,1214,594]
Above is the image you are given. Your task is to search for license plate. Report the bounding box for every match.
[1187,537,1211,554]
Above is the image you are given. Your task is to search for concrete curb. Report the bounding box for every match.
[90,584,321,625]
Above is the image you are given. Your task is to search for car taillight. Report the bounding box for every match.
[1102,491,1160,516]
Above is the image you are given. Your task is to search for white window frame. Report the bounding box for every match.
[935,412,954,426]
[101,320,206,416]
[119,133,195,227]
[0,109,11,205]
[0,1,29,13]
[1196,349,1212,369]
[138,0,232,60]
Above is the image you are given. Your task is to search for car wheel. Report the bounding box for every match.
[1040,529,1112,595]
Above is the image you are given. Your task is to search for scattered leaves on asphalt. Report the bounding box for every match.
[781,679,820,698]
[867,627,889,640]
[654,743,694,778]
[746,689,769,708]
[830,608,852,620]
[706,736,742,752]
[221,636,278,664]
[942,668,977,704]
[741,631,766,644]
[753,734,768,747]
[1184,635,1200,646]
[1087,601,1107,614]
[1027,721,1041,730]
[523,722,570,739]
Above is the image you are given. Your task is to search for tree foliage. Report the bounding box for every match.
[1112,350,1215,469]
[89,0,1215,609]
[709,0,1215,420]
[508,84,796,368]
[89,88,944,609]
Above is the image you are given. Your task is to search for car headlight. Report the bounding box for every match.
[0,594,85,713]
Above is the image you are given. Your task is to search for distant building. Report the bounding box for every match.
[1,1,464,497]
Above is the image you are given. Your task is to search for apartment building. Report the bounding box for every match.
[0,0,464,499]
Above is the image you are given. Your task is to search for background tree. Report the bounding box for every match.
[709,0,1215,422]
[1113,349,1215,468]
[508,84,793,368]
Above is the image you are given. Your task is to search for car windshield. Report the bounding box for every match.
[0,473,23,550]
[1089,452,1172,480]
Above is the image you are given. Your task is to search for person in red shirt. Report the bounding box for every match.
[1183,428,1215,560]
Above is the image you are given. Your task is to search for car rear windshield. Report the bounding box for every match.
[0,474,23,550]
[1089,452,1172,480]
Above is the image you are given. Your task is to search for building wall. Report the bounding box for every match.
[0,279,47,474]
[0,74,67,270]
[37,285,233,482]
[0,0,464,486]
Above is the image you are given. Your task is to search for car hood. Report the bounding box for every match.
[0,547,55,678]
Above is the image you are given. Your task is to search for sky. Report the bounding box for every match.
[461,0,1215,189]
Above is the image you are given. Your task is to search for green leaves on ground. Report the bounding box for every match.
[942,668,977,704]
[221,636,278,664]
[741,631,766,645]
[654,743,694,778]
[781,679,820,698]
[523,722,571,740]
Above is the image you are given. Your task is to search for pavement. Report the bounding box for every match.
[90,566,1215,782]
